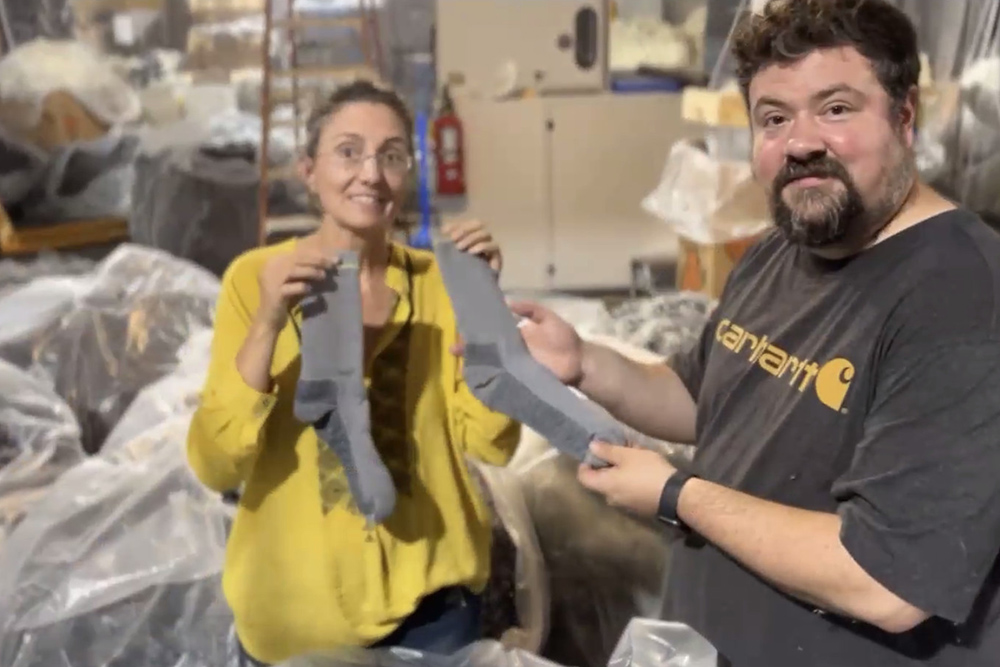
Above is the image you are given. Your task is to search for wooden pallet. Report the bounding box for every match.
[0,206,128,256]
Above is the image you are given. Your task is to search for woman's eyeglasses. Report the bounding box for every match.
[327,142,413,177]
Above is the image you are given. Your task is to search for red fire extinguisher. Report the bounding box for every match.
[432,86,466,196]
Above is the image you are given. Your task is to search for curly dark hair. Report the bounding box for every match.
[303,79,414,159]
[730,0,921,116]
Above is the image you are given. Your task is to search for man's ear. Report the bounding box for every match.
[898,85,920,146]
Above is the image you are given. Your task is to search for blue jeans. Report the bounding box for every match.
[238,587,482,666]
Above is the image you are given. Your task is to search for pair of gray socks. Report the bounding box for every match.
[432,235,626,468]
[293,250,396,524]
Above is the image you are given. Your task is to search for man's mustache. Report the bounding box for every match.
[774,158,849,191]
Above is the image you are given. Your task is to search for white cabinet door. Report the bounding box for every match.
[453,96,554,292]
[547,93,695,290]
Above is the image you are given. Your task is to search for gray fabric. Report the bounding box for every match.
[433,237,625,468]
[294,251,396,524]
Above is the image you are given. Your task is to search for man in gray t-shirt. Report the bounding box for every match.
[492,1,1000,665]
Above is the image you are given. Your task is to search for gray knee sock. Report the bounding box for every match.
[433,236,625,467]
[294,250,396,524]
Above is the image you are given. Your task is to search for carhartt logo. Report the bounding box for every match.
[716,319,854,412]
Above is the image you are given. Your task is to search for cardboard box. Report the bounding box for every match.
[0,90,109,152]
[677,233,762,299]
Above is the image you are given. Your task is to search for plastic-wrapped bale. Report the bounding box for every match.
[99,328,213,457]
[26,244,220,454]
[0,359,85,543]
[130,137,260,277]
[0,251,98,369]
[0,273,93,369]
[506,333,696,667]
[270,618,718,667]
[0,416,237,667]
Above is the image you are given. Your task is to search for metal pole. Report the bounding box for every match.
[258,0,276,246]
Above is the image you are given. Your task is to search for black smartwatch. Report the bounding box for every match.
[657,469,698,530]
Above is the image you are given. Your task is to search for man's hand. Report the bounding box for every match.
[576,441,676,517]
[441,218,503,273]
[449,300,588,388]
[507,301,587,384]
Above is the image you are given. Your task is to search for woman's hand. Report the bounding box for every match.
[255,240,338,331]
[442,219,503,274]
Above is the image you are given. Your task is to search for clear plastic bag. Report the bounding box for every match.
[276,642,563,667]
[606,618,718,667]
[0,416,236,667]
[916,2,1000,217]
[274,618,716,667]
[0,252,99,369]
[469,460,550,653]
[0,275,91,370]
[642,138,771,246]
[0,359,84,544]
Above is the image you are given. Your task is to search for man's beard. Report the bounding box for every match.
[770,154,867,248]
[768,137,917,251]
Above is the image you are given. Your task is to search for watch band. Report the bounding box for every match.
[657,469,698,529]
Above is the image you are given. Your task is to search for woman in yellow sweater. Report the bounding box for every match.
[185,81,521,666]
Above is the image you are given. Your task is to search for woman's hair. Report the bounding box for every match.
[303,79,415,159]
[730,0,920,116]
